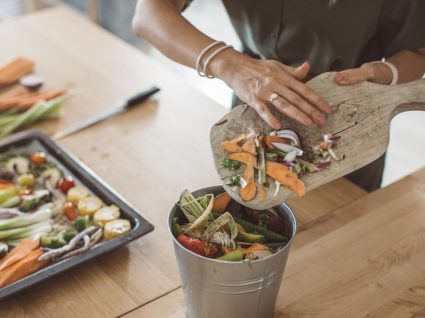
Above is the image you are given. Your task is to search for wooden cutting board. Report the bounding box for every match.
[210,72,425,210]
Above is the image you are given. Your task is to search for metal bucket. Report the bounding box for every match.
[168,186,297,318]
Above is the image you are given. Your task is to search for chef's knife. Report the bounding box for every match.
[53,86,160,140]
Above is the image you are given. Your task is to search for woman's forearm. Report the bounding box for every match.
[334,48,425,85]
[132,0,218,69]
[387,49,425,83]
[132,0,330,128]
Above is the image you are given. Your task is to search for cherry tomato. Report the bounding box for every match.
[63,201,78,220]
[58,176,76,194]
[177,234,218,258]
[29,152,47,165]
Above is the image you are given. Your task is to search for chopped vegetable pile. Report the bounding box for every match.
[0,148,132,288]
[173,189,290,262]
[0,57,66,138]
[220,129,341,202]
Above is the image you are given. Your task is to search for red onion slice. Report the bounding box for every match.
[315,162,332,170]
[329,135,341,141]
[19,74,44,91]
[272,142,303,156]
[276,129,301,147]
[284,150,298,163]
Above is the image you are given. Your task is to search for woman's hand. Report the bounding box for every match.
[334,62,393,85]
[208,50,332,129]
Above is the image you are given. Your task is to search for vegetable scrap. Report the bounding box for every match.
[0,58,34,86]
[0,57,67,138]
[220,129,341,202]
[173,189,290,262]
[0,148,132,288]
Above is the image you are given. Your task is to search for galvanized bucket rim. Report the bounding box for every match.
[167,185,297,265]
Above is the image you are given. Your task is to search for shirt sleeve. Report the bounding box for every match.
[182,0,193,12]
[378,0,425,57]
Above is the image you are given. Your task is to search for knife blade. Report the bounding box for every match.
[53,86,160,140]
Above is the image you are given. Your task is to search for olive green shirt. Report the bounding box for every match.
[218,0,425,73]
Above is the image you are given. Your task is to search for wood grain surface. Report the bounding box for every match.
[210,73,425,209]
[0,6,368,318]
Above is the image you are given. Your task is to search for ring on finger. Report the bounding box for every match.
[270,92,279,102]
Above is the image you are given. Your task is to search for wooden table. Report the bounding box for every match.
[1,6,423,318]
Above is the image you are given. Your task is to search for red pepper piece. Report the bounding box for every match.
[177,234,218,258]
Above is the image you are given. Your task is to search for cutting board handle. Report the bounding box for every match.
[369,77,425,117]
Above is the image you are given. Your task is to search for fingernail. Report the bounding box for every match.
[315,115,325,125]
[304,118,313,125]
[325,104,332,114]
[335,73,347,84]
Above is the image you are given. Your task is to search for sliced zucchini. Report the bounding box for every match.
[67,186,89,205]
[93,205,120,227]
[41,167,61,188]
[104,219,131,240]
[78,196,103,216]
[6,157,30,174]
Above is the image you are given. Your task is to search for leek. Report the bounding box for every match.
[0,220,52,239]
[0,208,51,231]
[0,98,63,138]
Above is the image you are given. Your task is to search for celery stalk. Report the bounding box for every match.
[0,98,63,138]
[0,220,52,239]
[0,208,51,230]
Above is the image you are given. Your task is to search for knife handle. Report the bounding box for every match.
[126,86,161,108]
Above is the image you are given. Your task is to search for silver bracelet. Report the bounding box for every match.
[372,61,398,85]
[195,41,225,77]
[202,45,233,78]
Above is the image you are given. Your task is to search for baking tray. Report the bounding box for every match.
[0,129,154,300]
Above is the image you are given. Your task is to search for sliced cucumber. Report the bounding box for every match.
[41,167,61,188]
[5,157,30,174]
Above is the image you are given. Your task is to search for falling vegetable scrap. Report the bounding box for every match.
[220,129,342,202]
[173,189,289,262]
[0,148,133,289]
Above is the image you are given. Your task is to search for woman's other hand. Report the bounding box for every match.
[208,50,332,129]
[334,62,393,85]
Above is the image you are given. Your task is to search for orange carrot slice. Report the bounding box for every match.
[212,192,232,214]
[0,249,49,288]
[0,58,35,86]
[0,239,39,271]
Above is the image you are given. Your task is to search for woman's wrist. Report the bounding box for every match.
[207,49,249,83]
[363,62,394,85]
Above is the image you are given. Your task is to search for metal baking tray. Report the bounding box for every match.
[0,129,154,299]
